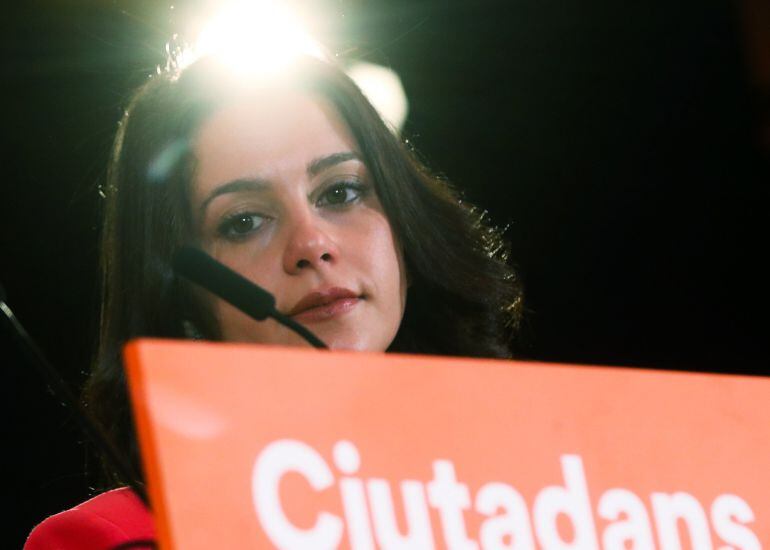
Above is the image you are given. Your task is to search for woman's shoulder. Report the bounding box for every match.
[25,487,155,550]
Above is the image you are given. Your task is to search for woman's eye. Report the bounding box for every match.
[317,182,367,207]
[218,212,265,239]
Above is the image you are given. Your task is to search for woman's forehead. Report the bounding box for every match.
[192,91,359,189]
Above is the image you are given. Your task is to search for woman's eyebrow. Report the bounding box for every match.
[199,178,270,215]
[307,151,361,177]
[200,152,361,214]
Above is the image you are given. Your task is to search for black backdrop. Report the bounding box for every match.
[3,1,768,546]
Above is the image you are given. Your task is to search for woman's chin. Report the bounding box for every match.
[318,334,367,352]
[221,320,389,352]
[316,330,387,353]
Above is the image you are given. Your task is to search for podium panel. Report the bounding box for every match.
[124,339,769,549]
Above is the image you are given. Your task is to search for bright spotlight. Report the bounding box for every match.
[346,62,409,133]
[187,1,326,76]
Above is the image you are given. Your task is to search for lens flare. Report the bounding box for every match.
[169,2,409,131]
[186,0,326,76]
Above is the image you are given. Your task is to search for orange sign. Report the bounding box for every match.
[124,339,769,549]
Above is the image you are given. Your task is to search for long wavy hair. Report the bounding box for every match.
[84,55,524,486]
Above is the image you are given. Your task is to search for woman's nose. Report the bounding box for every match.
[282,214,340,274]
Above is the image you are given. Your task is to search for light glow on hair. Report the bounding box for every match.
[346,62,409,133]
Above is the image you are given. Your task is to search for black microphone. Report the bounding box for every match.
[172,247,328,349]
[0,282,150,508]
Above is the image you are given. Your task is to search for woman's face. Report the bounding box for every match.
[192,91,407,351]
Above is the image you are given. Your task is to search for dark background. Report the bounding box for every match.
[3,0,768,545]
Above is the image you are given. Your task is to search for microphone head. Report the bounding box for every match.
[173,246,276,321]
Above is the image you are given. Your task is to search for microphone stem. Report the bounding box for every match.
[271,311,328,349]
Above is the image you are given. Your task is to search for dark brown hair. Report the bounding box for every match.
[85,56,523,485]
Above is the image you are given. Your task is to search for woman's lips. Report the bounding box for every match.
[290,297,360,323]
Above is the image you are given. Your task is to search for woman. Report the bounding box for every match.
[26,53,522,549]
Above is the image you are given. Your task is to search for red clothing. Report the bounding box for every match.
[25,488,155,550]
